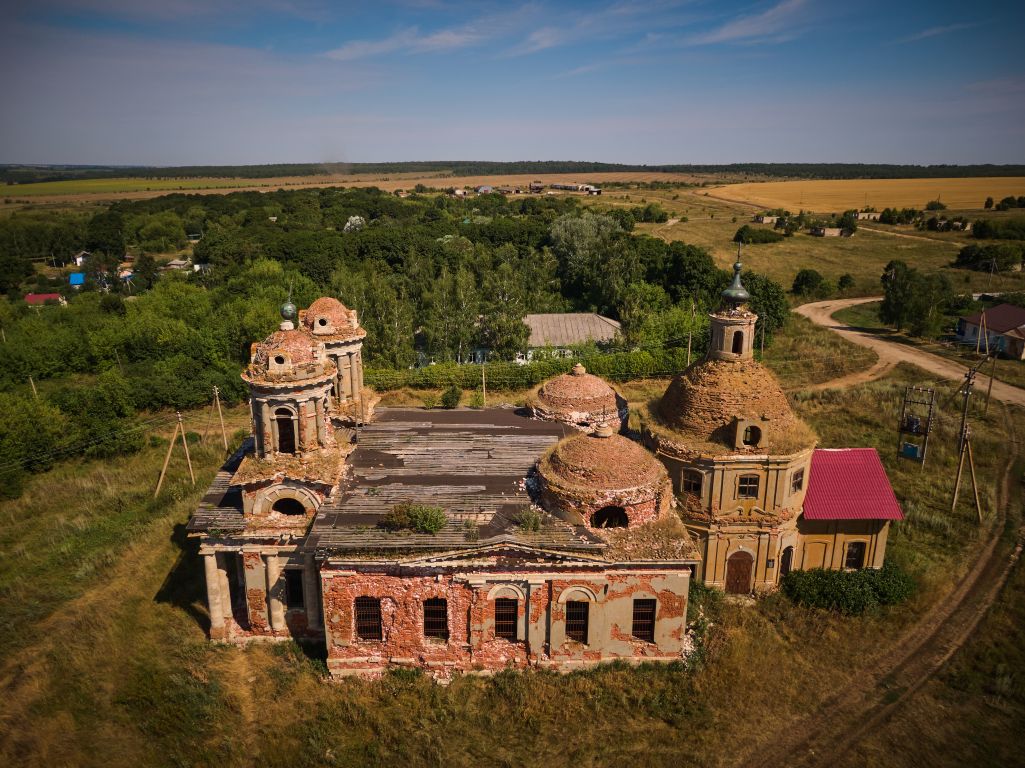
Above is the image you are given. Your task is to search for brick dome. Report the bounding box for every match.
[530,364,627,432]
[302,296,364,340]
[245,327,333,383]
[655,358,815,454]
[535,428,673,529]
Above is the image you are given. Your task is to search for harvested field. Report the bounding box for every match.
[709,177,1025,213]
[2,171,715,206]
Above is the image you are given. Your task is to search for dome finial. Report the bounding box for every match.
[721,243,750,307]
[280,285,297,330]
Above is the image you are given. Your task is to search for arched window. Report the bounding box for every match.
[732,331,744,354]
[271,497,307,516]
[565,601,589,643]
[743,426,761,447]
[591,505,628,529]
[780,546,794,577]
[494,597,518,641]
[275,407,296,454]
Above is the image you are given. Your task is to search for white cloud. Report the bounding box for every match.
[897,22,981,43]
[686,0,807,45]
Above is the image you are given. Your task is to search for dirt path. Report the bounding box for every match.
[856,224,967,248]
[742,405,1022,768]
[795,297,1025,407]
[740,299,1025,766]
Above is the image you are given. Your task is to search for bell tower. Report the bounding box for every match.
[707,249,756,362]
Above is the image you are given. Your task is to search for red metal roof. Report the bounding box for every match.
[24,293,62,304]
[962,303,1025,334]
[803,448,903,521]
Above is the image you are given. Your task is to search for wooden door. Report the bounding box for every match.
[725,551,753,594]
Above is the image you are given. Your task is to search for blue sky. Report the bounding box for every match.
[1,0,1023,165]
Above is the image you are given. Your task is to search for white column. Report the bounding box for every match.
[266,554,285,631]
[204,553,225,636]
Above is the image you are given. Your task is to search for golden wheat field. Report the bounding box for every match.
[709,176,1025,212]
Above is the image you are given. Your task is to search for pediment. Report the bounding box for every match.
[394,540,608,568]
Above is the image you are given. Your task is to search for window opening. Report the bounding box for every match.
[423,597,449,639]
[845,541,867,570]
[275,408,296,454]
[732,331,744,354]
[271,497,306,516]
[780,546,794,577]
[742,425,761,446]
[354,597,383,640]
[591,506,628,529]
[683,471,702,496]
[631,599,657,643]
[284,569,304,609]
[494,598,518,641]
[565,601,589,643]
[738,475,760,499]
[791,468,805,494]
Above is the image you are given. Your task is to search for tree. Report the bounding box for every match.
[478,262,530,360]
[880,260,916,331]
[838,210,858,234]
[86,210,125,257]
[838,273,855,292]
[792,269,825,296]
[619,282,670,346]
[133,252,158,290]
[984,196,994,209]
[925,200,947,211]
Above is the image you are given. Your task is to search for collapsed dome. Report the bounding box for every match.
[535,426,672,529]
[655,358,815,454]
[245,327,332,383]
[302,296,364,339]
[531,364,627,432]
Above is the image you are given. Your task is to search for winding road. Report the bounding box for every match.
[796,296,1025,407]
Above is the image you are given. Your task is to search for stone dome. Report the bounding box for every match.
[302,296,363,339]
[655,358,815,455]
[530,364,627,432]
[535,428,673,529]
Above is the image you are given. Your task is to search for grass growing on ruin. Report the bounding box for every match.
[0,369,1020,767]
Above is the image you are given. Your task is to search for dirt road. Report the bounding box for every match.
[796,296,1025,408]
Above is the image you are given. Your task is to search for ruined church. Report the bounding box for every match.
[188,258,902,677]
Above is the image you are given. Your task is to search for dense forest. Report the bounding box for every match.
[0,186,788,497]
[5,161,1025,185]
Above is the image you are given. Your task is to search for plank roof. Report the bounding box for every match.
[524,313,621,348]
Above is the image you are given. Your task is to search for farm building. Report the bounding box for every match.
[190,268,903,676]
[856,211,881,221]
[810,226,843,237]
[753,214,778,224]
[957,303,1025,359]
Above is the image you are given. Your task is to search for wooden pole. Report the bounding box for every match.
[951,435,967,512]
[966,437,983,524]
[481,364,487,407]
[985,355,996,415]
[28,376,38,399]
[178,411,195,485]
[214,385,228,451]
[1,327,6,343]
[113,347,124,375]
[154,421,180,498]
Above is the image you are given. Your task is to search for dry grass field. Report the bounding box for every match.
[707,177,1025,213]
[2,171,714,206]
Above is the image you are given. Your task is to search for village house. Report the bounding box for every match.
[514,312,622,363]
[189,262,903,676]
[810,226,843,237]
[957,303,1025,359]
[24,292,66,306]
[856,211,881,221]
[753,214,778,224]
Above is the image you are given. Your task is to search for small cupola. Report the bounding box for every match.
[708,248,756,362]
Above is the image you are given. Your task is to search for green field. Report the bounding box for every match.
[3,176,288,196]
[1,339,1021,766]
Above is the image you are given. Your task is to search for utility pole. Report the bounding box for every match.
[213,385,228,451]
[481,363,487,407]
[154,411,195,498]
[985,355,996,414]
[113,347,124,375]
[957,367,976,455]
[28,376,38,399]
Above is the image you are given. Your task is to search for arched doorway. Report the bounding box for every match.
[779,546,794,577]
[725,551,753,594]
[275,408,296,454]
[591,506,628,528]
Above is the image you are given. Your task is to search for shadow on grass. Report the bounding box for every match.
[154,522,210,634]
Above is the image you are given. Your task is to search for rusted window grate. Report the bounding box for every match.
[631,599,656,643]
[284,569,304,609]
[354,596,382,641]
[494,598,518,641]
[791,468,805,495]
[423,597,449,639]
[683,471,702,496]
[565,601,589,644]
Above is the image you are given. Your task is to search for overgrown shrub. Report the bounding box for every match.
[421,392,439,409]
[733,225,784,244]
[514,506,543,532]
[440,385,461,409]
[780,561,915,615]
[380,503,448,534]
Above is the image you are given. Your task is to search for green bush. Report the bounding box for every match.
[380,503,448,534]
[733,225,784,244]
[421,392,439,409]
[780,562,915,615]
[440,385,461,409]
[515,506,543,532]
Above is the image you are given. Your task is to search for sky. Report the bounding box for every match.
[1,0,1023,166]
